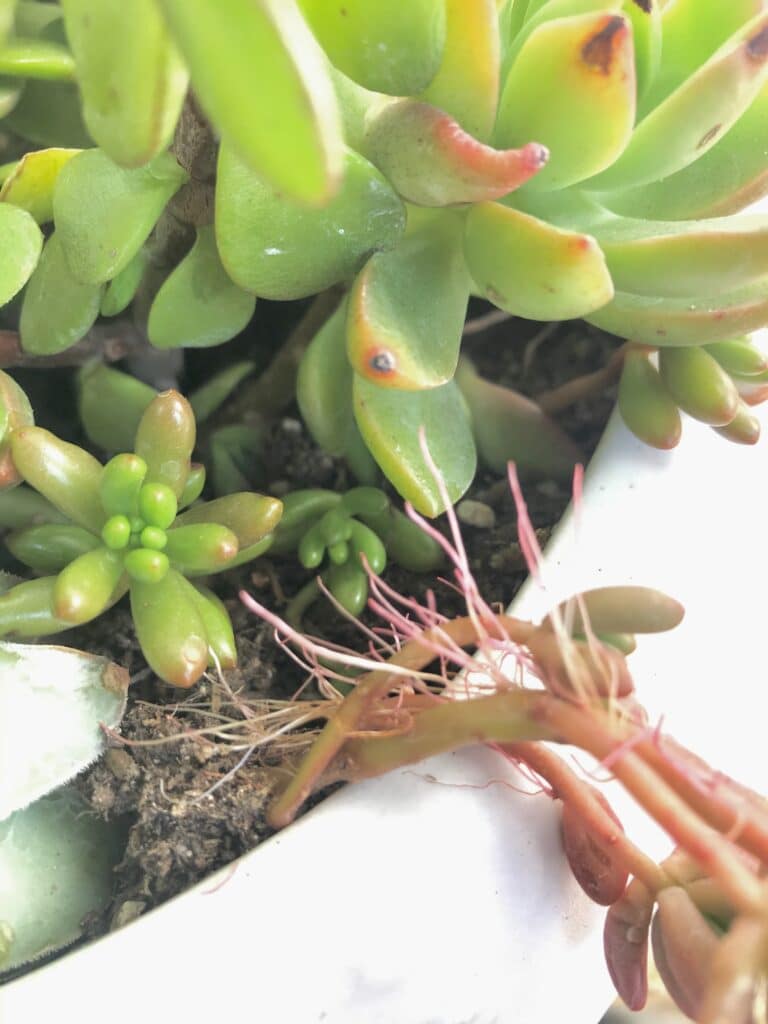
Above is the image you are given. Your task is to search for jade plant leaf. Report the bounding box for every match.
[297,301,378,482]
[3,79,91,148]
[0,369,34,488]
[216,143,404,299]
[148,225,256,348]
[19,232,102,355]
[495,12,636,191]
[100,247,148,317]
[157,0,343,206]
[133,389,195,498]
[53,149,187,284]
[0,640,128,818]
[0,788,123,972]
[455,357,583,478]
[130,568,208,687]
[0,146,79,223]
[353,375,476,516]
[346,220,470,389]
[60,0,188,167]
[298,0,446,95]
[362,98,548,206]
[585,13,768,192]
[421,0,500,141]
[0,202,42,305]
[464,201,612,319]
[0,37,75,80]
[78,363,155,453]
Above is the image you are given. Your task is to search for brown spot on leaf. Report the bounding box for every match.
[697,124,722,148]
[582,16,627,75]
[746,24,768,63]
[368,349,396,377]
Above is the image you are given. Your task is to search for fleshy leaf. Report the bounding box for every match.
[0,0,14,45]
[148,225,256,349]
[0,640,128,819]
[714,401,761,445]
[585,12,768,191]
[4,79,91,148]
[61,0,188,167]
[455,357,583,478]
[0,369,34,489]
[422,0,500,141]
[53,149,187,284]
[353,375,476,516]
[54,547,126,624]
[173,492,283,548]
[464,201,612,319]
[0,147,78,223]
[297,301,377,481]
[0,788,122,971]
[6,523,101,573]
[216,143,405,299]
[134,390,195,498]
[587,285,768,346]
[19,232,102,355]
[298,0,446,95]
[0,202,42,305]
[495,12,635,191]
[347,220,470,389]
[617,349,682,450]
[362,98,548,206]
[100,247,148,316]
[658,347,740,426]
[157,0,343,206]
[78,363,156,453]
[130,568,208,687]
[0,37,75,80]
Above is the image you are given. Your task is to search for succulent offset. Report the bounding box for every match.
[0,374,282,686]
[0,0,766,513]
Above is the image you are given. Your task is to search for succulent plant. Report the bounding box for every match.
[269,486,444,624]
[0,373,283,686]
[2,0,768,516]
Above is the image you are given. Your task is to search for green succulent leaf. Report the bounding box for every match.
[52,546,126,625]
[455,357,583,478]
[164,523,238,574]
[0,370,34,489]
[148,225,256,349]
[362,98,548,206]
[596,82,768,220]
[60,0,188,167]
[324,558,369,617]
[6,523,100,573]
[658,347,740,426]
[216,143,405,300]
[100,247,148,317]
[298,0,446,95]
[4,79,91,148]
[0,147,78,224]
[158,0,343,206]
[422,0,500,141]
[130,567,208,687]
[587,285,768,346]
[10,425,104,533]
[585,12,768,191]
[0,76,23,117]
[133,391,195,498]
[188,360,254,423]
[0,788,122,971]
[617,348,682,450]
[0,485,66,530]
[464,201,612,319]
[184,580,237,670]
[19,232,102,356]
[0,202,42,306]
[713,400,761,445]
[173,492,283,549]
[297,301,377,480]
[353,375,476,516]
[0,0,14,44]
[495,12,636,191]
[0,37,75,80]
[347,220,470,390]
[0,576,76,638]
[53,149,187,284]
[78,363,156,454]
[620,0,660,101]
[554,585,685,635]
[705,338,768,377]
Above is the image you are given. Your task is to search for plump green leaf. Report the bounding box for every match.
[4,79,91,147]
[0,485,66,529]
[78,363,156,454]
[134,390,195,498]
[130,568,208,686]
[464,201,612,319]
[658,346,740,426]
[363,98,548,206]
[188,360,254,423]
[353,375,476,516]
[347,219,470,390]
[184,581,237,670]
[173,492,283,548]
[0,202,42,305]
[100,246,148,316]
[705,337,768,377]
[0,788,122,970]
[298,0,446,95]
[53,149,187,284]
[148,225,256,349]
[422,0,500,141]
[158,0,343,206]
[620,0,660,101]
[297,302,377,483]
[61,0,188,167]
[585,12,768,191]
[455,357,583,478]
[6,523,100,573]
[554,585,685,635]
[53,546,126,624]
[0,0,15,45]
[714,401,761,445]
[495,12,635,191]
[0,147,79,223]
[0,76,23,117]
[617,348,682,450]
[216,143,404,299]
[0,370,33,489]
[19,232,102,355]
[0,37,75,80]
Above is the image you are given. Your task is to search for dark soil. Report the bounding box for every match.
[57,312,619,937]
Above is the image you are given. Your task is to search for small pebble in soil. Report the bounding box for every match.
[457,499,496,529]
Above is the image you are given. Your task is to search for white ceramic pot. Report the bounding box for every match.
[3,399,767,1024]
